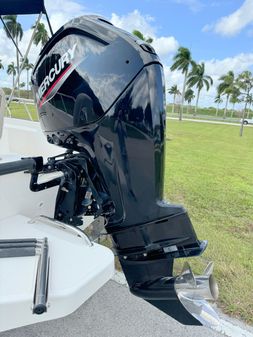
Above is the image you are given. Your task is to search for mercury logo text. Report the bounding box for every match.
[37,43,77,103]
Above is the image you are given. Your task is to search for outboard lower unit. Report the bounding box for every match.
[31,15,219,327]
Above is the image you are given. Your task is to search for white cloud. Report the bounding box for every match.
[203,53,253,106]
[172,0,204,12]
[0,7,179,90]
[165,53,253,107]
[202,24,213,33]
[204,53,253,76]
[44,0,87,32]
[110,10,179,62]
[0,27,39,88]
[45,0,86,15]
[152,36,179,59]
[203,0,253,36]
[1,3,251,110]
[163,65,183,99]
[111,10,156,37]
[0,0,88,89]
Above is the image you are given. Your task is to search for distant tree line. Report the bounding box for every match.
[132,30,253,135]
[168,47,253,123]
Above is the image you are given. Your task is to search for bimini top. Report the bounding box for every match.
[0,0,46,15]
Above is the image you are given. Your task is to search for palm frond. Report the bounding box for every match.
[170,46,192,74]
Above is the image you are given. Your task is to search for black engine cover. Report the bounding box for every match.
[31,15,208,326]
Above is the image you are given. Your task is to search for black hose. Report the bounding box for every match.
[0,158,36,176]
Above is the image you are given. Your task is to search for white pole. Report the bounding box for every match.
[7,12,42,106]
[23,102,33,121]
[6,106,12,118]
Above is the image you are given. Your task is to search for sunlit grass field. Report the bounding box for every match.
[6,104,253,323]
[166,104,249,119]
[6,102,38,121]
[165,120,253,324]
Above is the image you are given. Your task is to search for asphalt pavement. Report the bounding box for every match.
[0,280,226,337]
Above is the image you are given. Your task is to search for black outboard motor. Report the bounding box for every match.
[31,15,219,327]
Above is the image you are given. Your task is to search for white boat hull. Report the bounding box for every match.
[0,118,115,332]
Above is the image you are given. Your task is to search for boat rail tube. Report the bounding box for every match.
[33,237,49,315]
[0,237,49,314]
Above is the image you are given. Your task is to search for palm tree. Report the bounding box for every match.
[0,59,4,81]
[0,60,4,71]
[7,62,17,90]
[132,30,153,44]
[3,15,23,96]
[245,93,253,118]
[186,62,213,116]
[21,57,33,97]
[214,95,223,117]
[168,85,181,114]
[229,87,241,118]
[20,82,25,89]
[184,88,195,113]
[217,71,235,119]
[236,70,253,136]
[32,23,49,48]
[170,47,194,120]
[246,94,253,118]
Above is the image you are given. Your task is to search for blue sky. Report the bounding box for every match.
[20,0,250,60]
[80,0,250,60]
[1,0,253,107]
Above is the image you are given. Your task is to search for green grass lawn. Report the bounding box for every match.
[165,120,253,324]
[6,102,38,121]
[6,104,253,323]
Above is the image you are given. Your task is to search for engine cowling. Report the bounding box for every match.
[31,15,219,327]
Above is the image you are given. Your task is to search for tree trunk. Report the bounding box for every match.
[216,104,219,117]
[27,69,29,98]
[223,95,229,119]
[172,94,175,114]
[240,88,251,137]
[187,104,189,114]
[246,105,250,118]
[179,69,188,121]
[230,103,235,118]
[16,35,20,98]
[240,101,247,137]
[12,73,15,91]
[194,90,200,116]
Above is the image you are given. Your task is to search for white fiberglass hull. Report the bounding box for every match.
[0,118,115,332]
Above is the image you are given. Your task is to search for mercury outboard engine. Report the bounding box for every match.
[31,16,219,327]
